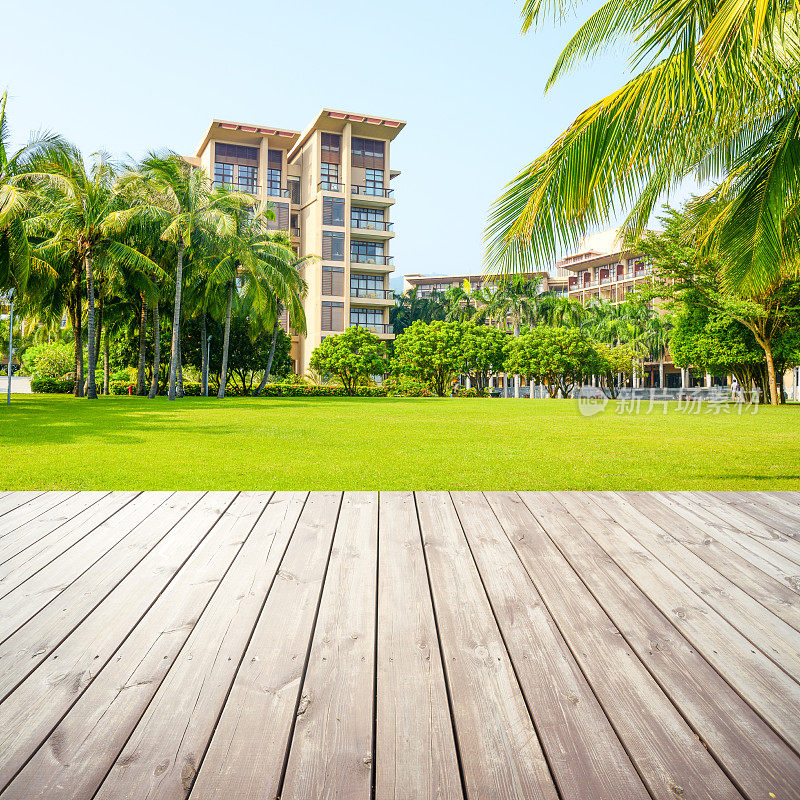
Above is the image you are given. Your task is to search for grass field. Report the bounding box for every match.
[1,394,798,490]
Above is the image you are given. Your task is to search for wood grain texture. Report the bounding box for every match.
[375,492,462,800]
[280,492,378,800]
[417,492,559,800]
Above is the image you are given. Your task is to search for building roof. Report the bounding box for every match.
[288,109,406,162]
[195,119,302,157]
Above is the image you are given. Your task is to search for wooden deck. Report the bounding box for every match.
[0,491,798,800]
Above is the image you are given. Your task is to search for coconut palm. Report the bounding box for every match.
[486,0,800,298]
[113,154,251,400]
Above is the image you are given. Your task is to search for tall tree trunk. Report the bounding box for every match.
[255,314,281,395]
[659,358,664,390]
[94,293,103,367]
[217,280,234,399]
[71,296,84,397]
[200,313,208,397]
[168,239,184,401]
[513,321,520,398]
[84,255,98,399]
[177,335,185,398]
[103,327,110,396]
[136,295,148,395]
[149,303,160,399]
[759,336,779,406]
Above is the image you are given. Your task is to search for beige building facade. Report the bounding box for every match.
[195,109,405,374]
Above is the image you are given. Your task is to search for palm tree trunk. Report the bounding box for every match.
[168,239,184,401]
[94,294,103,367]
[177,336,185,398]
[200,313,208,397]
[70,296,84,398]
[217,280,234,399]
[513,321,520,398]
[659,358,664,390]
[255,314,281,395]
[136,295,148,395]
[84,255,98,399]
[103,327,110,396]
[149,303,160,399]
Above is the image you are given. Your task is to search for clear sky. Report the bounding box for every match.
[3,0,636,286]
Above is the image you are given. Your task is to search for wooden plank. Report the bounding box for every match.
[1,492,276,800]
[0,492,236,790]
[0,492,194,693]
[551,492,800,749]
[619,492,800,632]
[595,491,800,674]
[0,492,75,540]
[651,492,800,593]
[692,492,800,567]
[507,491,800,800]
[451,491,649,800]
[750,491,800,520]
[0,493,45,519]
[279,492,378,800]
[710,491,800,542]
[0,492,108,566]
[490,492,743,800]
[185,492,337,800]
[416,492,559,800]
[0,493,137,597]
[375,492,462,800]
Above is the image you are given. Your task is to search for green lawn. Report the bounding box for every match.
[1,394,798,490]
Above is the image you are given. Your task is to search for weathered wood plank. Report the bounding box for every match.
[185,492,337,800]
[623,491,800,630]
[0,492,75,540]
[0,493,45,519]
[553,492,800,748]
[279,492,378,800]
[710,491,800,542]
[509,491,800,800]
[416,492,559,800]
[0,492,273,800]
[596,491,800,673]
[0,492,236,789]
[451,491,649,800]
[375,492,462,800]
[492,492,743,800]
[0,492,136,598]
[0,492,194,694]
[652,492,800,592]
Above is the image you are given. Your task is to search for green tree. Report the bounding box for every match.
[309,326,388,395]
[458,321,508,395]
[393,320,464,396]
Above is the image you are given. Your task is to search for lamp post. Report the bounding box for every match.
[204,336,212,397]
[6,288,15,406]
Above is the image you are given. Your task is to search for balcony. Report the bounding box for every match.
[350,218,395,239]
[213,181,260,195]
[351,254,394,266]
[349,321,394,337]
[350,287,395,307]
[291,227,301,238]
[350,185,395,206]
[266,187,291,198]
[318,181,344,193]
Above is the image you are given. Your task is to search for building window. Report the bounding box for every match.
[214,162,234,186]
[350,307,384,326]
[288,177,301,205]
[267,168,282,195]
[322,265,345,296]
[364,168,384,195]
[350,273,385,295]
[322,230,345,261]
[351,240,384,263]
[320,162,339,190]
[238,164,257,193]
[321,133,341,165]
[321,300,344,331]
[322,197,345,226]
[267,203,290,231]
[351,137,385,169]
[216,143,258,162]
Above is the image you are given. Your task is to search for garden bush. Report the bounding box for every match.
[31,377,73,393]
[380,376,435,397]
[22,342,74,379]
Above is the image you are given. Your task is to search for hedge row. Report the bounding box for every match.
[30,377,74,393]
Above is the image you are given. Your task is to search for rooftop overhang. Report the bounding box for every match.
[195,120,301,157]
[288,109,406,162]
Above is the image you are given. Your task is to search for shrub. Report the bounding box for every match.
[380,376,435,397]
[22,342,74,379]
[31,377,73,393]
[258,384,383,398]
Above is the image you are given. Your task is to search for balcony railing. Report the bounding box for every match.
[351,219,394,232]
[213,181,260,194]
[350,254,394,266]
[291,227,301,237]
[266,186,291,198]
[350,287,394,300]
[318,181,343,193]
[349,321,393,334]
[351,185,394,198]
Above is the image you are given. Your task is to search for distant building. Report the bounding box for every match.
[402,271,568,298]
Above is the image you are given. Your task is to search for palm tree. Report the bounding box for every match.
[486,1,798,309]
[113,154,250,400]
[18,145,161,399]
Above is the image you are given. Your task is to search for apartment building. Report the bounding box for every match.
[402,271,568,298]
[194,109,405,374]
[559,228,652,303]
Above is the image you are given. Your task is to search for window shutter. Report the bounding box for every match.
[322,234,332,260]
[332,303,344,331]
[321,303,332,331]
[268,149,282,166]
[322,267,333,295]
[332,268,344,296]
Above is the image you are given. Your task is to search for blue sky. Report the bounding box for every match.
[3,0,636,285]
